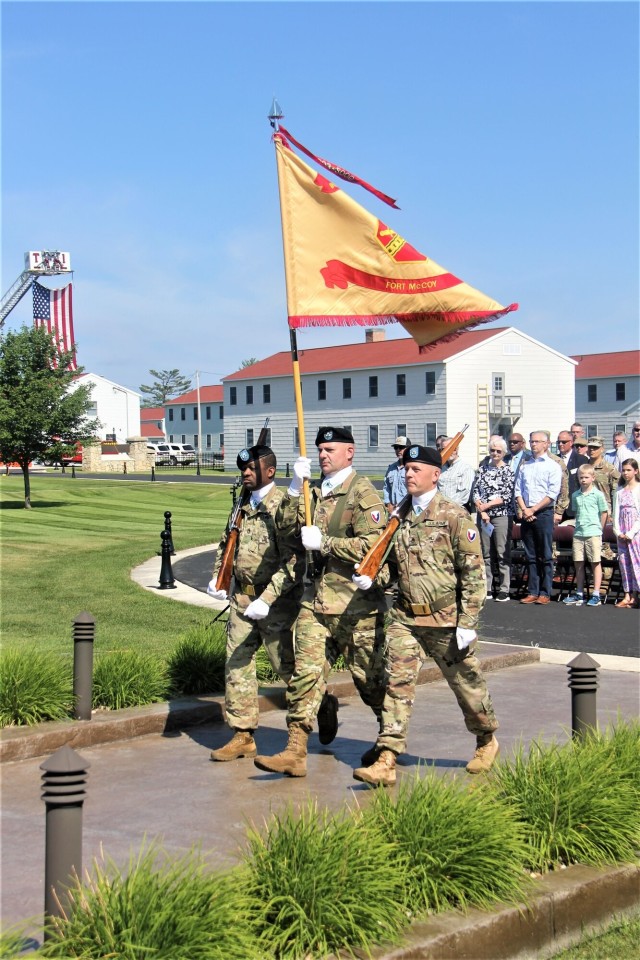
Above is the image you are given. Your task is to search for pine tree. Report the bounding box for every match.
[139,369,192,406]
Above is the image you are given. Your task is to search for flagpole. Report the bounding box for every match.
[269,99,312,527]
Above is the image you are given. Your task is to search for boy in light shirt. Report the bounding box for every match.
[563,464,608,607]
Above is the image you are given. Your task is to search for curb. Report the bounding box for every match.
[369,863,640,960]
[0,643,539,763]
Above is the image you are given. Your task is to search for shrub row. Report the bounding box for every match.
[3,720,638,959]
[1,620,244,726]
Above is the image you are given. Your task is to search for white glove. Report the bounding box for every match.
[207,581,228,601]
[301,525,324,551]
[352,573,373,591]
[456,627,477,651]
[288,456,312,496]
[244,598,270,620]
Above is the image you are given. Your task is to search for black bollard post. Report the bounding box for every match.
[41,745,90,937]
[158,530,176,589]
[71,464,76,479]
[73,613,95,721]
[151,464,156,482]
[286,462,290,478]
[196,458,201,477]
[164,510,176,554]
[567,652,600,740]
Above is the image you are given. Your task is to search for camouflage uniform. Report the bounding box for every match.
[212,485,303,731]
[277,472,388,731]
[376,492,498,756]
[592,458,620,565]
[549,451,569,562]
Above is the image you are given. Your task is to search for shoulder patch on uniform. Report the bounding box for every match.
[466,529,477,542]
[370,510,381,524]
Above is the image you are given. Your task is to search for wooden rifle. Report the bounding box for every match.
[354,426,469,581]
[214,418,270,593]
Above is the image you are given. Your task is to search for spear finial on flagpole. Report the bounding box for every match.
[268,97,283,131]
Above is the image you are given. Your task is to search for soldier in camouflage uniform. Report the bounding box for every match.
[207,445,304,762]
[587,436,620,573]
[352,444,499,787]
[253,426,388,778]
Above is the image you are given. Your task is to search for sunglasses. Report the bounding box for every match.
[508,439,522,444]
[573,443,588,448]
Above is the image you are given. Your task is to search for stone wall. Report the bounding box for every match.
[81,437,154,473]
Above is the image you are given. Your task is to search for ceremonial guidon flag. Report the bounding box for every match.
[33,280,77,370]
[274,128,518,351]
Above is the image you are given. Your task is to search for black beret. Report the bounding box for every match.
[402,444,442,467]
[236,444,274,470]
[315,426,355,446]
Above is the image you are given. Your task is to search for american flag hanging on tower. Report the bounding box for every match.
[33,280,77,370]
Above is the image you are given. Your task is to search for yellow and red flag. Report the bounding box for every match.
[275,129,517,351]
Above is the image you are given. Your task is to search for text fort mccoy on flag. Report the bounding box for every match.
[274,126,518,351]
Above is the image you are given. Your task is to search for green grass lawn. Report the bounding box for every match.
[1,476,231,658]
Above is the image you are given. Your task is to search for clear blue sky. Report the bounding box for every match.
[3,1,638,394]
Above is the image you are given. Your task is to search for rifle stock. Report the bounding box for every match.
[354,426,470,582]
[213,417,271,594]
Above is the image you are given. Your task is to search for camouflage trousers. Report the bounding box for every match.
[224,588,301,731]
[286,600,387,732]
[377,609,499,756]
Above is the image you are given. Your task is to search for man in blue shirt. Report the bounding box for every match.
[515,431,562,604]
[383,435,410,511]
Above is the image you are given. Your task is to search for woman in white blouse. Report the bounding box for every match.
[474,436,516,602]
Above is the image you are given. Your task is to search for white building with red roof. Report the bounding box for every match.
[70,372,141,442]
[140,406,165,439]
[222,326,576,471]
[164,385,224,452]
[572,350,640,442]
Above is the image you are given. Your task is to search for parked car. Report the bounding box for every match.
[150,442,196,466]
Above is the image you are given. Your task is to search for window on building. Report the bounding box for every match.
[193,435,198,447]
[615,423,626,434]
[181,434,186,444]
[193,407,198,420]
[616,383,626,402]
[230,387,237,406]
[396,424,407,439]
[587,424,598,438]
[318,380,327,401]
[396,373,406,397]
[246,428,254,446]
[220,434,224,448]
[205,406,211,420]
[587,384,597,402]
[425,371,435,395]
[219,405,224,419]
[246,385,253,405]
[293,427,299,449]
[343,378,352,399]
[369,425,379,447]
[180,407,186,421]
[424,423,437,446]
[493,373,504,393]
[369,375,378,398]
[206,435,212,449]
[168,408,174,422]
[169,434,174,442]
[263,384,271,404]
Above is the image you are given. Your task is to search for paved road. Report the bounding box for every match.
[173,550,640,659]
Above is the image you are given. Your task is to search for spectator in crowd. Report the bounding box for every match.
[556,431,574,465]
[605,431,629,470]
[474,435,515,602]
[515,431,562,604]
[613,458,640,609]
[437,438,476,508]
[617,422,640,464]
[563,464,608,607]
[570,423,585,441]
[435,435,448,455]
[564,438,590,520]
[543,433,569,523]
[586,437,620,521]
[383,435,410,511]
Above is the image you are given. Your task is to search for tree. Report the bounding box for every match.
[139,369,192,406]
[239,358,258,369]
[0,325,100,508]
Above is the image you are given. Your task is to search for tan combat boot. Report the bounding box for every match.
[210,730,257,762]
[466,735,500,774]
[253,723,308,777]
[353,749,397,787]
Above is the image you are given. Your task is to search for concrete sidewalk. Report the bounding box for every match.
[2,658,639,947]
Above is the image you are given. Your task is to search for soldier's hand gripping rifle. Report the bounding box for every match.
[354,426,469,582]
[214,418,270,594]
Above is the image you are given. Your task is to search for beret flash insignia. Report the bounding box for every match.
[409,446,419,459]
[239,449,250,462]
[324,430,333,440]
